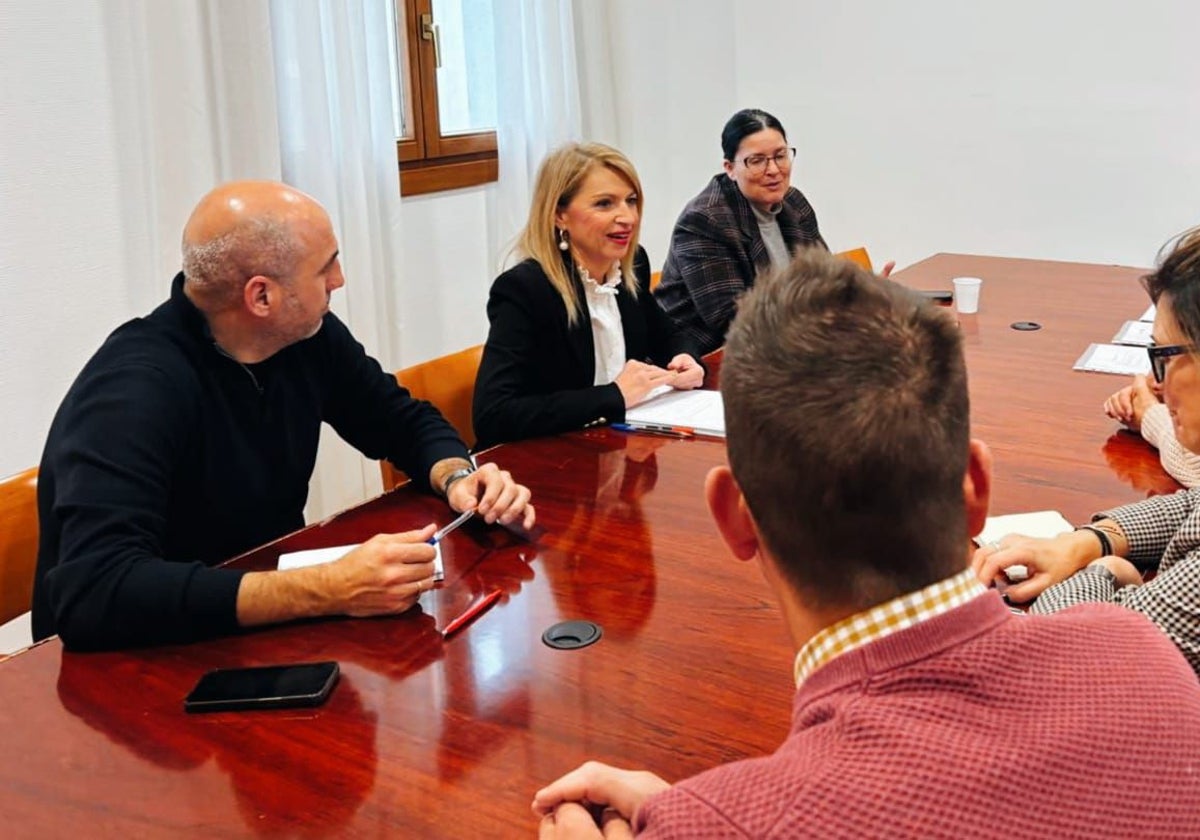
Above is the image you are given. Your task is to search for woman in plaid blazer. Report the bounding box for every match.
[653,108,827,356]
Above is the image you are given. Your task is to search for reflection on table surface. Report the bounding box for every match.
[0,253,1177,837]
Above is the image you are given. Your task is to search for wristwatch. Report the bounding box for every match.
[441,467,475,497]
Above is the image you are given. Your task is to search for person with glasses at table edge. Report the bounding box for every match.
[654,108,895,356]
[975,227,1200,677]
[1103,364,1200,488]
[533,250,1200,839]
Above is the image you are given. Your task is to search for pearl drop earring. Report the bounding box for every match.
[557,228,569,251]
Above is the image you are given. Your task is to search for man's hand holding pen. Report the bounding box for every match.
[445,461,536,530]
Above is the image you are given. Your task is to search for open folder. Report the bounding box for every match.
[625,389,726,437]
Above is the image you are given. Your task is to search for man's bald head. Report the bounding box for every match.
[181,181,328,310]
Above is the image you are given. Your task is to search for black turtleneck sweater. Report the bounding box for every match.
[33,273,468,650]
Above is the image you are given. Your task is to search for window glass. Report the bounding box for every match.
[432,0,496,135]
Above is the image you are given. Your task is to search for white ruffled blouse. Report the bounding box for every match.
[579,262,627,386]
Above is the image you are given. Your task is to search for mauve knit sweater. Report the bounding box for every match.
[635,593,1200,838]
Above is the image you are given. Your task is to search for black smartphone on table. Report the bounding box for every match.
[184,661,340,713]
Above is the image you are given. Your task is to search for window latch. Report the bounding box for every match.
[420,13,442,69]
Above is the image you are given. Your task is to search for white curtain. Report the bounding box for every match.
[0,0,281,651]
[488,0,585,270]
[102,0,283,311]
[269,0,410,518]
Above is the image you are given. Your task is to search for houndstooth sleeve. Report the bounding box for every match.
[1096,488,1200,570]
[1030,567,1117,614]
[1032,489,1200,677]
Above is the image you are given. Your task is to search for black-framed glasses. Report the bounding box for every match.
[1147,343,1195,382]
[741,147,796,175]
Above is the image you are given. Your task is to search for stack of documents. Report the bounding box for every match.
[625,389,726,437]
[1073,303,1155,376]
[1110,320,1154,347]
[1073,343,1150,376]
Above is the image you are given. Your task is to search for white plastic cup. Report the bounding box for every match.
[952,277,982,314]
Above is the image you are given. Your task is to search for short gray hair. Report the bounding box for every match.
[181,217,299,309]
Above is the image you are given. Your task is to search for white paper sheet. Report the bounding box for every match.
[1073,343,1150,376]
[1139,304,1156,323]
[633,383,674,406]
[625,389,726,436]
[277,541,444,579]
[978,511,1073,546]
[1111,320,1154,347]
[277,543,358,569]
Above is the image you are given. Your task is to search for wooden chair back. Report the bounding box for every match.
[0,467,39,627]
[835,246,874,272]
[380,345,484,491]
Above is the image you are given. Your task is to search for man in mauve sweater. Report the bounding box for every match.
[34,181,535,651]
[533,251,1200,838]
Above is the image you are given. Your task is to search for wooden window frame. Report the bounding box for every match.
[396,0,498,196]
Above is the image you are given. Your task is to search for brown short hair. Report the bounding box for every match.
[1143,227,1200,345]
[721,250,969,609]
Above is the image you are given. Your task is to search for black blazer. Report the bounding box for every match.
[473,247,700,448]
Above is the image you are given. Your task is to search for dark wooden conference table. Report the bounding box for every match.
[0,254,1179,837]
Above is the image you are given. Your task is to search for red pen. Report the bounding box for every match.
[442,589,503,638]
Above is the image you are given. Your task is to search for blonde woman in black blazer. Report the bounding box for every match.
[474,143,704,448]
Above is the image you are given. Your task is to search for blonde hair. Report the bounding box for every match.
[515,142,643,325]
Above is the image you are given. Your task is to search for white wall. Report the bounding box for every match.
[1,1,151,480]
[602,0,737,268]
[0,1,497,482]
[396,188,494,361]
[604,0,1200,272]
[0,1,498,649]
[8,0,1200,481]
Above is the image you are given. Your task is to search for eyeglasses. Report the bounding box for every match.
[1147,343,1195,382]
[740,147,796,175]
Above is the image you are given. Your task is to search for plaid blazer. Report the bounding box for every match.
[1032,487,1200,676]
[654,174,826,355]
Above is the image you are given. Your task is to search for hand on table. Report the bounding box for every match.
[533,760,671,823]
[666,354,704,390]
[537,802,633,840]
[446,461,536,531]
[615,360,677,407]
[1104,374,1159,432]
[327,525,438,616]
[970,532,1096,604]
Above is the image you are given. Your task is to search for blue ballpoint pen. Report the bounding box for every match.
[611,422,694,439]
[427,509,475,581]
